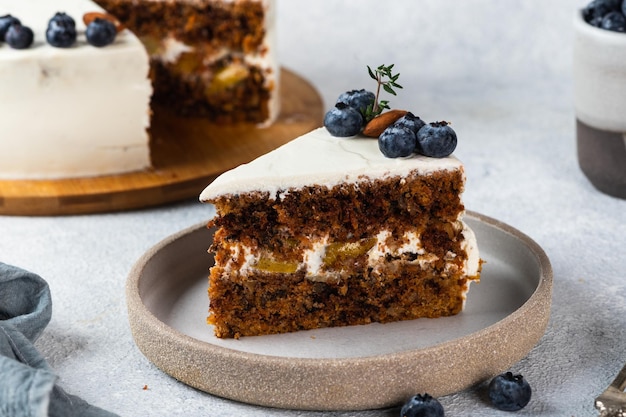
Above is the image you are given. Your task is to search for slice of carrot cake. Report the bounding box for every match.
[200,125,481,338]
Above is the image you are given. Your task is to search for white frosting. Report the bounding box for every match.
[158,36,194,64]
[573,9,626,132]
[253,0,279,126]
[461,221,480,279]
[200,127,464,200]
[302,237,330,277]
[367,230,426,265]
[0,0,152,179]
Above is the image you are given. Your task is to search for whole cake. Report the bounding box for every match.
[201,123,481,338]
[0,0,278,179]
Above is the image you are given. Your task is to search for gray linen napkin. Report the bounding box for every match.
[0,262,119,417]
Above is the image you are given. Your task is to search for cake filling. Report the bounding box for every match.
[222,224,477,276]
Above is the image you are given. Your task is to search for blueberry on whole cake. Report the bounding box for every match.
[201,65,482,338]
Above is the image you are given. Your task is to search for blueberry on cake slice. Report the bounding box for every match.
[200,65,481,338]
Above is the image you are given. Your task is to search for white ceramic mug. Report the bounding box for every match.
[573,9,626,199]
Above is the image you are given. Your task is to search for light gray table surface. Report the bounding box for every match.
[1,1,625,416]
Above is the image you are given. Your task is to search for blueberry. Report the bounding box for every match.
[324,102,364,137]
[583,0,621,25]
[0,15,20,41]
[5,24,34,49]
[378,126,416,158]
[601,10,626,31]
[49,12,76,29]
[400,393,444,417]
[589,16,604,27]
[393,112,426,135]
[46,12,77,48]
[415,121,457,158]
[488,372,532,411]
[337,89,376,115]
[86,18,117,47]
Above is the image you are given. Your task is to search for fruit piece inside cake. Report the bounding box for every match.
[200,126,481,338]
[94,0,279,125]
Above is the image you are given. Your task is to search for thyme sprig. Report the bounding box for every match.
[364,64,403,121]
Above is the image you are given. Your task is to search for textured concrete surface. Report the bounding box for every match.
[1,0,625,415]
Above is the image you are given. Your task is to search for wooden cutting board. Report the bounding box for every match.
[0,69,323,216]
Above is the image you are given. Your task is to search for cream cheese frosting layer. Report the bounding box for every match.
[256,0,279,126]
[220,224,480,301]
[0,0,152,179]
[200,127,464,200]
[223,227,479,277]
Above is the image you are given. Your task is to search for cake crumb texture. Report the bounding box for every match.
[95,0,274,123]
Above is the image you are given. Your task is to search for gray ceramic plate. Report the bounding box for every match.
[127,211,552,411]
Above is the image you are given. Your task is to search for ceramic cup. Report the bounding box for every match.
[573,10,626,199]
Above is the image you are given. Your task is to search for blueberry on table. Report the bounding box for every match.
[337,89,376,114]
[46,12,77,47]
[86,18,117,47]
[0,14,21,41]
[400,393,445,417]
[488,372,532,411]
[5,24,34,49]
[393,112,426,135]
[323,102,364,137]
[378,126,416,158]
[601,10,626,31]
[415,122,457,158]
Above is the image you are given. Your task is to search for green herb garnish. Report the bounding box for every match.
[364,64,403,121]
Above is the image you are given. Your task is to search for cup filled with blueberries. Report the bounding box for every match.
[573,0,626,199]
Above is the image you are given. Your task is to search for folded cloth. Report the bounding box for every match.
[0,262,119,417]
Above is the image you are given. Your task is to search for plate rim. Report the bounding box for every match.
[126,210,553,410]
